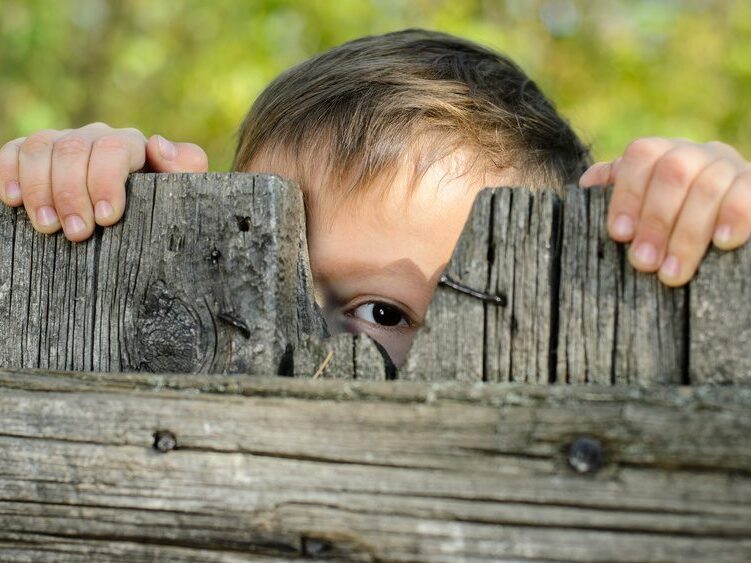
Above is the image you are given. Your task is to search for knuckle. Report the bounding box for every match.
[694,177,725,201]
[21,131,56,155]
[85,121,110,130]
[706,140,741,159]
[669,228,706,255]
[722,196,751,225]
[52,186,86,212]
[653,152,691,187]
[53,135,90,158]
[120,127,146,141]
[624,137,667,162]
[20,179,52,203]
[706,140,730,152]
[0,137,24,155]
[692,161,732,200]
[87,173,119,198]
[93,134,128,153]
[639,213,673,236]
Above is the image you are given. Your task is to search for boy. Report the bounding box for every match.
[0,30,749,366]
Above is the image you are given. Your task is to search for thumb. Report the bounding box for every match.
[145,134,209,173]
[579,158,620,188]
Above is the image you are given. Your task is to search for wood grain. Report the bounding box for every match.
[1,176,749,382]
[0,369,749,562]
[555,185,687,384]
[690,244,751,383]
[0,173,324,375]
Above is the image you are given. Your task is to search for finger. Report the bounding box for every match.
[713,168,751,250]
[607,137,676,242]
[50,132,96,240]
[657,159,738,286]
[18,130,64,233]
[629,144,714,272]
[0,137,26,206]
[88,129,147,226]
[579,159,618,188]
[145,135,209,173]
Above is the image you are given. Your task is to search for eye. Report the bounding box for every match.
[351,301,410,328]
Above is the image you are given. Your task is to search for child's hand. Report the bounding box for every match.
[0,122,208,241]
[579,138,751,286]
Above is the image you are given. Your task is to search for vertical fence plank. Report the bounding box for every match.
[484,188,557,383]
[690,246,751,383]
[0,173,324,375]
[398,190,492,381]
[556,186,686,384]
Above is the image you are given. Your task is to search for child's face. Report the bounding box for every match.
[247,149,511,366]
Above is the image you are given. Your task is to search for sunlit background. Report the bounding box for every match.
[2,0,750,172]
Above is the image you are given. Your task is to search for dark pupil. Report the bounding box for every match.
[373,303,403,326]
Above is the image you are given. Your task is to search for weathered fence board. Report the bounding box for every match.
[1,174,749,381]
[556,186,686,384]
[0,173,324,375]
[406,184,748,384]
[691,244,751,383]
[0,369,750,562]
[398,189,492,381]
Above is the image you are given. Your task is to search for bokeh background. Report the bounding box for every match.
[2,0,749,172]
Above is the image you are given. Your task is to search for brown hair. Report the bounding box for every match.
[233,29,590,203]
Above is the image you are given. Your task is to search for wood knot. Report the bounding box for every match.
[132,280,208,373]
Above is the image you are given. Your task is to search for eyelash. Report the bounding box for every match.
[341,299,416,332]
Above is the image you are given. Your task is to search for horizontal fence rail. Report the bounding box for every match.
[0,370,750,562]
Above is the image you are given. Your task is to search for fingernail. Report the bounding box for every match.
[5,180,21,201]
[659,255,680,279]
[714,224,732,245]
[64,214,86,236]
[157,135,177,161]
[613,214,634,238]
[36,206,59,228]
[634,241,657,267]
[95,200,114,222]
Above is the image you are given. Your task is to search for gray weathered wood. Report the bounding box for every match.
[691,243,751,383]
[484,187,557,383]
[401,185,747,384]
[2,175,748,382]
[293,332,391,380]
[398,190,491,381]
[556,185,687,384]
[0,173,324,375]
[0,369,750,562]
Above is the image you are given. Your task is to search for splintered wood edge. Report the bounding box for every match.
[1,368,750,409]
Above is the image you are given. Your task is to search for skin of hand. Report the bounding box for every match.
[579,137,751,287]
[0,122,208,241]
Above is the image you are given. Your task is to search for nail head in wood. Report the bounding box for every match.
[567,436,603,474]
[301,536,333,556]
[153,430,177,453]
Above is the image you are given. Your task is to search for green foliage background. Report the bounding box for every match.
[1,0,749,171]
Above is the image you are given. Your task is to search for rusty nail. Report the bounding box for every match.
[217,311,251,338]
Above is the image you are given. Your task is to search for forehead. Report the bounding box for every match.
[247,148,511,318]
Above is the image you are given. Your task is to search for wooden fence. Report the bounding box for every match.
[0,173,749,561]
